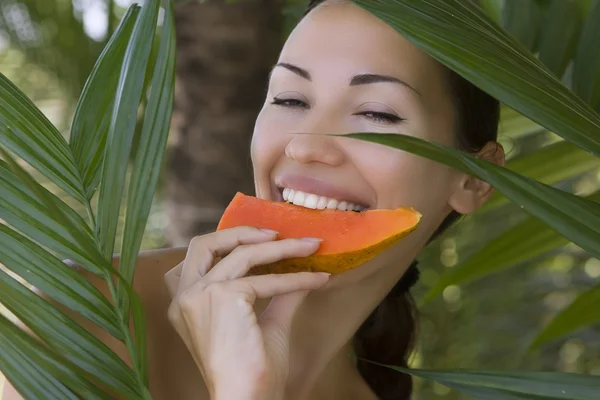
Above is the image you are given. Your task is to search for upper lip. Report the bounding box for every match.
[274,174,372,208]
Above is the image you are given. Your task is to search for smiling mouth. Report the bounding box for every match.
[280,187,368,212]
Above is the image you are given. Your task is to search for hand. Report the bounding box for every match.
[164,227,330,400]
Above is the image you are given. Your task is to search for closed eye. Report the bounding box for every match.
[271,97,309,109]
[355,111,404,124]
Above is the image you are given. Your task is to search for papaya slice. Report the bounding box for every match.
[216,192,422,275]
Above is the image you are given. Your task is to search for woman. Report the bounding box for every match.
[4,0,504,399]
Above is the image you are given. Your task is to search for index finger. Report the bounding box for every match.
[170,226,279,297]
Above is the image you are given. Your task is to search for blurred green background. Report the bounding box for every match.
[1,0,599,398]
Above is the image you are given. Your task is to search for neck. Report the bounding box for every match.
[282,239,423,399]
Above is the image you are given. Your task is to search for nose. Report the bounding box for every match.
[285,133,346,166]
[284,117,346,166]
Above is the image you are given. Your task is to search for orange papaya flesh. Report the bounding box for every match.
[216,192,422,275]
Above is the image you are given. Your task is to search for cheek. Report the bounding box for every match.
[251,108,289,184]
[353,142,455,213]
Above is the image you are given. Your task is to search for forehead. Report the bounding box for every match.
[279,1,446,93]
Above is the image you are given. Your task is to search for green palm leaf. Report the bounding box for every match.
[497,106,545,140]
[0,269,140,399]
[573,0,600,110]
[1,148,146,387]
[96,0,161,259]
[118,1,175,376]
[69,5,141,201]
[537,0,583,79]
[425,190,600,302]
[0,158,107,277]
[349,132,600,258]
[353,0,600,157]
[502,0,542,52]
[481,140,599,211]
[479,0,503,24]
[388,366,600,399]
[0,224,122,339]
[350,3,600,369]
[0,313,113,400]
[118,0,175,299]
[1,0,173,397]
[0,75,86,203]
[531,282,600,348]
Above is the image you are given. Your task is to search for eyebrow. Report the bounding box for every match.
[273,62,420,96]
[275,62,312,80]
[350,73,420,96]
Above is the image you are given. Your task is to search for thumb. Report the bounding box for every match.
[259,290,311,332]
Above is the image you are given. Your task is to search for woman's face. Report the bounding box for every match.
[251,1,487,248]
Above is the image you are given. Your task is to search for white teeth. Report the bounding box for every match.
[292,191,305,205]
[304,194,318,209]
[281,187,364,211]
[316,196,328,210]
[326,199,338,210]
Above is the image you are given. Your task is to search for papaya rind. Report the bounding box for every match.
[247,221,419,275]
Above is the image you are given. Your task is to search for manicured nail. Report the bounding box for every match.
[260,228,279,235]
[301,237,323,243]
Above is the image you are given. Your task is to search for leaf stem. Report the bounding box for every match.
[86,201,97,231]
[104,271,149,399]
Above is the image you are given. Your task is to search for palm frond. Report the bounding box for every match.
[0,0,174,398]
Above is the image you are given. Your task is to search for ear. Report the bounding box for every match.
[448,141,505,214]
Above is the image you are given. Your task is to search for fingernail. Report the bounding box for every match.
[260,228,279,235]
[301,237,323,243]
[317,272,331,277]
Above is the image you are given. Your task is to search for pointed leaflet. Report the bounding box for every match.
[501,0,542,52]
[118,0,175,302]
[0,151,147,388]
[424,191,600,302]
[0,314,113,400]
[0,223,123,340]
[348,133,600,259]
[0,150,140,310]
[382,365,600,399]
[131,289,150,388]
[537,0,583,79]
[573,0,600,111]
[70,5,141,200]
[353,0,600,157]
[0,74,85,203]
[116,2,176,380]
[531,282,600,348]
[481,141,599,211]
[0,269,141,399]
[0,156,108,277]
[96,0,161,259]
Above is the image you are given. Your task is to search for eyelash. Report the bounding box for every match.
[270,97,404,124]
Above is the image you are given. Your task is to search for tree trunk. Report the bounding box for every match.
[166,0,281,246]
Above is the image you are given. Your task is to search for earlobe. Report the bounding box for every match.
[447,141,505,215]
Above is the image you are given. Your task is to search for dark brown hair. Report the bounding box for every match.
[303,2,501,399]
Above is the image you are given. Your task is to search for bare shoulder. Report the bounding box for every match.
[3,246,208,400]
